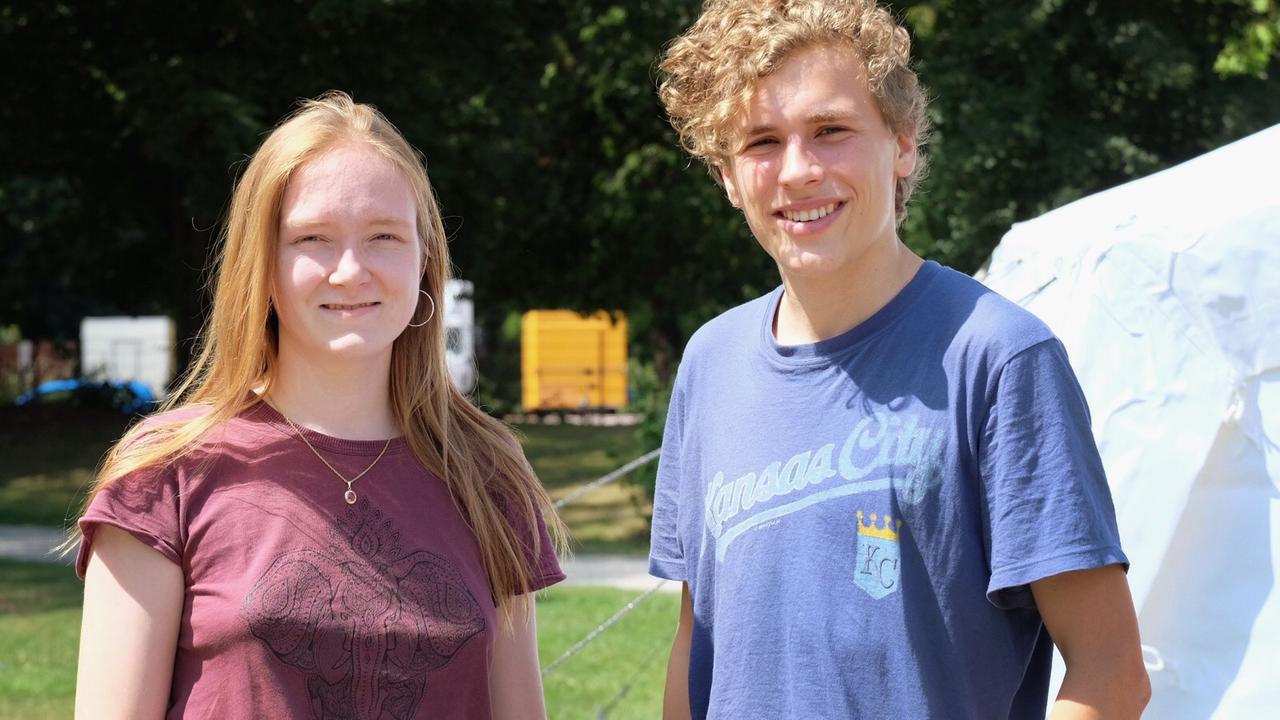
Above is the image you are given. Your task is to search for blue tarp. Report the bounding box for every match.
[14,378,157,414]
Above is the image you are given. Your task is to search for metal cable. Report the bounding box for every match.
[553,448,661,509]
[593,633,671,718]
[541,579,669,677]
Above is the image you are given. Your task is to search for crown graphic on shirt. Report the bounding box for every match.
[856,511,902,542]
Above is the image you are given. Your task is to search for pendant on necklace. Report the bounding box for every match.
[344,489,357,505]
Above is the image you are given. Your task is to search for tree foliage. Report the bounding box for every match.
[1215,0,1280,77]
[2,0,1277,394]
[898,0,1280,272]
[3,0,521,356]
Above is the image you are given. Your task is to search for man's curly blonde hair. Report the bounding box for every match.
[659,0,930,225]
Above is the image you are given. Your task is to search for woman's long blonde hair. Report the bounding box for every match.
[78,91,565,614]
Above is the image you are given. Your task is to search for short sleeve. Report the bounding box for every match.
[648,380,687,581]
[979,339,1128,609]
[76,461,184,578]
[499,490,565,594]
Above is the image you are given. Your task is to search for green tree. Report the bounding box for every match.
[898,0,1280,272]
[1215,0,1280,77]
[486,1,774,385]
[1,0,539,365]
[3,0,1277,403]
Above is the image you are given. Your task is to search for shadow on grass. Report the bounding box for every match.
[515,423,643,490]
[567,537,653,556]
[0,408,658,552]
[0,559,82,616]
[0,405,133,527]
[560,502,650,523]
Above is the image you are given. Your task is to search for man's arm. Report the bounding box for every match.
[663,583,694,720]
[1031,564,1150,719]
[489,593,548,720]
[77,525,184,720]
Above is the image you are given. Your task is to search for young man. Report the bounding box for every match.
[647,2,1150,718]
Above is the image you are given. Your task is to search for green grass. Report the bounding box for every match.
[0,561,677,720]
[0,404,656,555]
[0,408,666,717]
[0,405,130,527]
[515,423,652,556]
[0,560,82,719]
[538,585,679,719]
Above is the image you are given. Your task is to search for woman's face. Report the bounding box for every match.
[273,142,424,370]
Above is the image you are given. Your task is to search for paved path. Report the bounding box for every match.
[0,525,675,592]
[0,524,75,564]
[558,554,678,593]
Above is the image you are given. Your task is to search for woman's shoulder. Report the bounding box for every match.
[136,402,216,429]
[124,399,284,461]
[114,403,216,454]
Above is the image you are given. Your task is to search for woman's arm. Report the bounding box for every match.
[489,593,548,720]
[76,525,184,720]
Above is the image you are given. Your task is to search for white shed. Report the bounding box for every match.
[444,279,476,393]
[80,316,175,399]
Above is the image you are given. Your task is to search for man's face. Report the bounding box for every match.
[720,43,916,283]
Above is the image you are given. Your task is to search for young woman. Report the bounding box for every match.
[74,91,565,720]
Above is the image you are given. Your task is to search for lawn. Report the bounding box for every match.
[0,406,667,715]
[538,585,679,718]
[0,560,678,719]
[0,405,129,527]
[515,422,652,556]
[0,561,83,719]
[0,403,656,554]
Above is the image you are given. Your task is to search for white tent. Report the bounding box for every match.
[979,125,1280,718]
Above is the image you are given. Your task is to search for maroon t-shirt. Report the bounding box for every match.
[77,402,564,720]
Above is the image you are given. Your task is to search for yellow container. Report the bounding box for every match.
[521,310,628,411]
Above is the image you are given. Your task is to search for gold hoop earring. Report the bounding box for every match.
[408,289,436,328]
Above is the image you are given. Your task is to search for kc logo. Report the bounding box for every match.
[855,511,902,600]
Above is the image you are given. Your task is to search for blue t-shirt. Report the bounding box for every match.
[648,261,1128,719]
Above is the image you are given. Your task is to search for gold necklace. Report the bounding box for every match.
[280,413,392,505]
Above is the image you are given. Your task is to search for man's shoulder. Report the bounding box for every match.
[682,289,775,362]
[925,264,1059,364]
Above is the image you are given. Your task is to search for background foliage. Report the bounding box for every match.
[3,0,1277,396]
